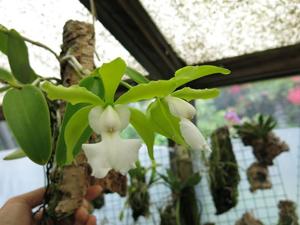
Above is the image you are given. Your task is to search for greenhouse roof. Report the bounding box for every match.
[0,0,300,83]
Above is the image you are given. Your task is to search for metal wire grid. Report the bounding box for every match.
[197,135,294,225]
[93,128,299,225]
[94,145,172,225]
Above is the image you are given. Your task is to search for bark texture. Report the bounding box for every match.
[46,20,127,224]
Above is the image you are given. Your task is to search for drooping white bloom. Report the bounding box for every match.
[179,118,211,152]
[165,96,211,152]
[84,105,141,178]
[165,96,196,120]
[83,133,141,178]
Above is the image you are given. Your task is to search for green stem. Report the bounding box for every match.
[0,85,10,92]
[120,80,132,89]
[175,199,182,225]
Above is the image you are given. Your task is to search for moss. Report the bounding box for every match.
[209,126,240,214]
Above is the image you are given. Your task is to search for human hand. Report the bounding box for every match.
[0,185,103,225]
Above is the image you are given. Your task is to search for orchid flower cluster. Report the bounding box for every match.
[40,58,230,178]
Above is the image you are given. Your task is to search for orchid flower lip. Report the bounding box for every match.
[83,132,142,178]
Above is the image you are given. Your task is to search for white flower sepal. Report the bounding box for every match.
[82,132,141,178]
[179,118,211,152]
[165,96,196,120]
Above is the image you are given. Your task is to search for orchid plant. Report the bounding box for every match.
[0,27,230,180]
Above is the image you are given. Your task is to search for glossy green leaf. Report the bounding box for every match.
[147,99,185,146]
[172,65,230,88]
[172,87,220,101]
[98,57,126,103]
[125,66,149,84]
[116,80,176,104]
[3,149,27,160]
[3,85,52,165]
[0,25,8,54]
[41,81,104,106]
[7,30,37,83]
[129,107,155,159]
[0,67,20,86]
[55,76,104,165]
[64,105,93,164]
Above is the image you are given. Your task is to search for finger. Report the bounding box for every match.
[15,188,45,207]
[85,185,103,201]
[86,215,97,225]
[82,199,90,210]
[75,207,89,224]
[33,209,44,222]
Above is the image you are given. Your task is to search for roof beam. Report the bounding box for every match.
[191,43,300,88]
[79,0,185,80]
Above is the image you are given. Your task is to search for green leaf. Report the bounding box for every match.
[64,105,93,164]
[7,30,37,83]
[3,85,52,165]
[3,149,27,160]
[129,107,155,159]
[98,57,126,103]
[116,80,176,104]
[147,99,185,146]
[125,66,149,84]
[172,65,230,88]
[41,81,105,106]
[183,173,201,188]
[172,87,220,101]
[55,76,104,165]
[0,25,8,54]
[0,67,20,86]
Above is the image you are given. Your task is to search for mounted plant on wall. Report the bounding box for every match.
[159,169,201,225]
[234,115,289,192]
[209,126,240,214]
[120,161,158,222]
[0,20,230,223]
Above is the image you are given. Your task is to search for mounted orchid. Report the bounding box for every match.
[0,27,230,179]
[41,58,230,178]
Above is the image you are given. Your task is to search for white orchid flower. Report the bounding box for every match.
[165,96,211,152]
[83,105,142,178]
[179,118,211,152]
[82,132,141,178]
[165,96,196,120]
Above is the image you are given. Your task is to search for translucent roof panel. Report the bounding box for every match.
[140,0,300,64]
[0,0,146,78]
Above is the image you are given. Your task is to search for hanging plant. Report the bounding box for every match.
[234,114,289,165]
[278,200,299,225]
[235,212,264,225]
[124,162,158,221]
[209,126,240,214]
[159,169,201,225]
[247,162,272,192]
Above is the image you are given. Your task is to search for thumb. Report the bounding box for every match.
[15,188,45,208]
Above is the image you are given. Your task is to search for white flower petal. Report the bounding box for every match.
[99,106,121,133]
[82,132,141,178]
[88,106,103,134]
[115,104,130,130]
[179,118,211,152]
[165,96,196,119]
[82,142,111,178]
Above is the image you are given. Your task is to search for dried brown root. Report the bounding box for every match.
[247,162,272,192]
[278,200,299,225]
[251,132,289,165]
[235,212,264,225]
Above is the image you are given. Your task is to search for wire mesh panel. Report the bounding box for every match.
[198,128,299,225]
[94,145,172,225]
